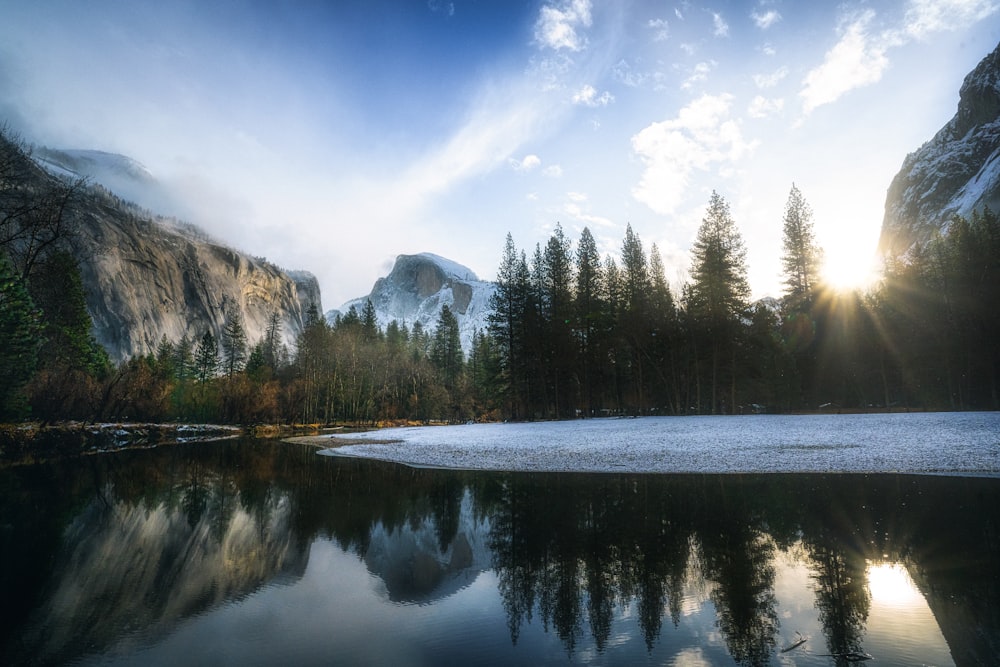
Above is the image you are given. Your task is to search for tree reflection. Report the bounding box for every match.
[3,442,1000,665]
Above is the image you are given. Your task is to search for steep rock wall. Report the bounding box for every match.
[880,41,1000,256]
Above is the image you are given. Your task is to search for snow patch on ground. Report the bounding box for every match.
[317,413,1000,475]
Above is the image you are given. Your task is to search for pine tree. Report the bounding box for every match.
[781,184,822,309]
[431,304,463,390]
[360,299,380,341]
[686,191,750,413]
[0,254,42,418]
[194,330,220,383]
[28,250,109,376]
[221,309,248,378]
[574,227,605,416]
[541,223,575,417]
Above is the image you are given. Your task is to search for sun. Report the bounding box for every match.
[866,562,923,608]
[821,247,879,291]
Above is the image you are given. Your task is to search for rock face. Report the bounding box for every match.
[879,41,1000,256]
[4,138,323,363]
[71,191,321,362]
[327,253,495,353]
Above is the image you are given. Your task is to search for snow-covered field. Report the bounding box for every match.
[317,413,1000,475]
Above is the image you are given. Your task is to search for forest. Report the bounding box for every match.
[2,123,999,425]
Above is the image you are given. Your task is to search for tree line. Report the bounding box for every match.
[2,117,998,424]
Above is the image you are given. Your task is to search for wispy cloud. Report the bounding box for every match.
[712,12,730,37]
[753,65,788,89]
[572,84,614,106]
[800,11,888,114]
[748,95,784,118]
[682,61,715,90]
[751,10,781,29]
[534,0,593,51]
[631,94,757,215]
[903,0,999,38]
[800,0,999,114]
[509,154,542,171]
[427,0,455,17]
[648,18,670,41]
[562,191,615,228]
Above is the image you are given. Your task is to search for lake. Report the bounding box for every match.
[1,416,998,666]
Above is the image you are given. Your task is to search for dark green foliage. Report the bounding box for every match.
[195,331,220,383]
[0,254,42,419]
[220,309,248,378]
[28,250,110,377]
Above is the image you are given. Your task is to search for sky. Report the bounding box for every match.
[1,0,998,309]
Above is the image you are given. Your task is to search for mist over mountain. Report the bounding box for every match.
[1,131,321,363]
[327,253,496,353]
[880,41,1000,256]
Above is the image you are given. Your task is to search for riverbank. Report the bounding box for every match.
[309,412,1000,475]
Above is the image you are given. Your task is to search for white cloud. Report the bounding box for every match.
[563,192,614,228]
[534,0,593,51]
[800,1,998,115]
[747,95,784,118]
[903,0,999,38]
[613,59,649,87]
[751,10,781,29]
[682,61,715,90]
[761,42,777,56]
[800,11,889,114]
[427,0,455,17]
[543,164,563,178]
[712,12,729,37]
[631,94,757,215]
[648,18,670,41]
[572,83,614,106]
[510,154,542,171]
[753,65,788,89]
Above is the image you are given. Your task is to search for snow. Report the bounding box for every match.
[326,253,496,352]
[318,413,1000,475]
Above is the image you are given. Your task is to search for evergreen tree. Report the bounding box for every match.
[221,309,248,378]
[194,330,220,383]
[263,311,283,370]
[28,250,109,376]
[619,224,652,412]
[0,254,42,418]
[431,304,463,391]
[574,227,605,416]
[781,184,822,309]
[360,298,380,341]
[541,223,575,417]
[686,191,750,413]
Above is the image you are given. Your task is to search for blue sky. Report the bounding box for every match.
[1,0,998,308]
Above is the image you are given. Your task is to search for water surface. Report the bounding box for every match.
[1,427,998,666]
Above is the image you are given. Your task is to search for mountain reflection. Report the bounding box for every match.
[2,440,999,666]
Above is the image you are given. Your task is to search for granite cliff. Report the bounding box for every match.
[327,253,495,353]
[880,41,1000,256]
[1,131,321,363]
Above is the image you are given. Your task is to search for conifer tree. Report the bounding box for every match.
[0,254,42,418]
[686,191,750,413]
[221,309,248,378]
[574,227,604,416]
[780,184,822,309]
[431,304,463,390]
[195,330,220,383]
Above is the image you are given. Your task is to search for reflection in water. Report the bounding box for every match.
[1,439,998,666]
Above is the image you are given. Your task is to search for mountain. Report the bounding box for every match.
[2,131,321,362]
[879,41,1000,256]
[73,194,322,361]
[327,253,495,353]
[31,146,183,217]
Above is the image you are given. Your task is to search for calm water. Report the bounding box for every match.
[1,436,998,666]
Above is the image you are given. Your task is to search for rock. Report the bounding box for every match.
[879,41,1000,256]
[327,253,495,353]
